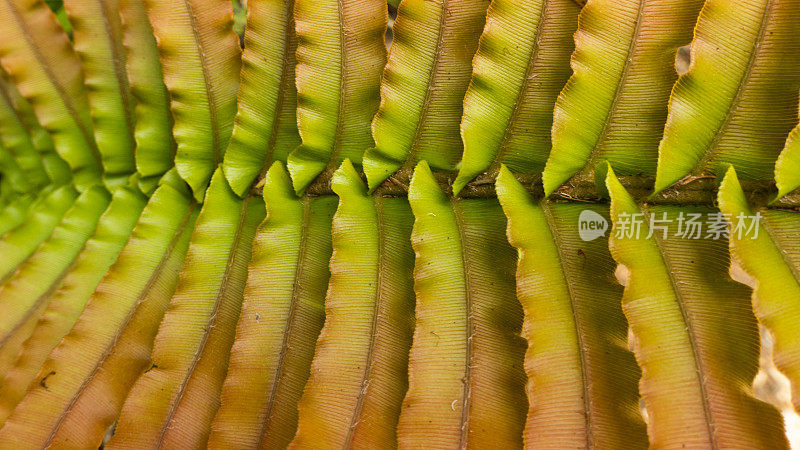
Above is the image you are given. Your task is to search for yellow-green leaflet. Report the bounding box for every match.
[541,0,704,197]
[0,0,101,190]
[774,90,800,200]
[63,0,137,189]
[363,0,491,191]
[0,146,29,194]
[453,0,580,195]
[0,185,111,373]
[719,166,800,413]
[653,0,800,194]
[110,169,265,448]
[0,67,71,187]
[400,161,526,447]
[118,0,175,182]
[0,184,78,284]
[607,166,787,448]
[0,191,36,238]
[0,178,11,205]
[292,160,415,447]
[287,0,386,194]
[142,0,242,202]
[0,71,49,188]
[0,184,146,426]
[221,0,301,197]
[0,176,198,448]
[496,165,647,448]
[209,162,336,448]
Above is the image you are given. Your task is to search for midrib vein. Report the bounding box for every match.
[157,195,251,446]
[488,0,550,173]
[257,196,312,447]
[181,0,222,166]
[343,196,386,447]
[399,0,449,173]
[642,204,719,449]
[541,202,595,447]
[325,0,348,171]
[690,0,774,176]
[260,0,295,174]
[581,0,646,174]
[452,198,474,450]
[96,0,136,161]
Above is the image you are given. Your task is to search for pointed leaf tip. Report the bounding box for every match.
[494,164,526,203]
[604,163,621,194]
[654,0,800,192]
[287,147,327,196]
[451,174,469,197]
[495,164,514,187]
[363,148,397,193]
[408,161,442,204]
[774,121,800,201]
[331,159,367,198]
[717,165,744,213]
[262,161,298,204]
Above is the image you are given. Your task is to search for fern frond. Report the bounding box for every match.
[287,0,386,193]
[0,185,146,426]
[109,169,264,448]
[0,0,101,190]
[291,159,415,447]
[0,185,78,283]
[542,0,704,197]
[363,0,491,190]
[607,167,787,448]
[142,0,242,201]
[0,185,112,380]
[63,0,137,189]
[452,0,580,194]
[0,72,50,188]
[496,166,647,448]
[719,166,800,414]
[0,176,198,448]
[0,68,71,186]
[399,161,526,447]
[654,0,800,194]
[221,0,301,197]
[209,162,336,448]
[118,0,175,185]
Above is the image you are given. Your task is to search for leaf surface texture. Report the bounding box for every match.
[607,167,787,448]
[287,0,386,193]
[496,166,646,448]
[654,0,800,193]
[221,0,301,197]
[209,162,336,448]
[399,161,526,448]
[719,167,800,414]
[142,0,242,201]
[363,0,491,190]
[292,160,415,448]
[453,0,580,194]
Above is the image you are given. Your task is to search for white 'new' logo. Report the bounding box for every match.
[578,210,608,242]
